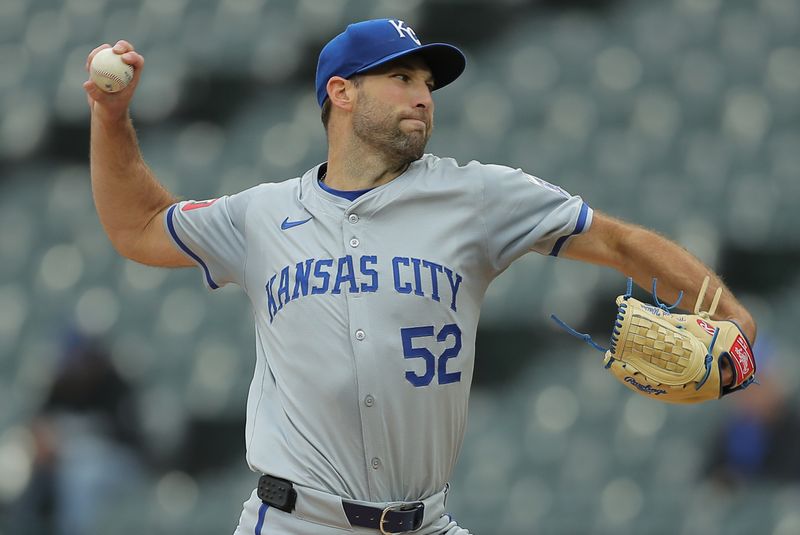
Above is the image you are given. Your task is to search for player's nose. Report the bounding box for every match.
[411,81,433,110]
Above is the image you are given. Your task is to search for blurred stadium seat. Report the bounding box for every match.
[1,0,798,534]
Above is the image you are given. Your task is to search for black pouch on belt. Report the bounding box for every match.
[257,474,297,513]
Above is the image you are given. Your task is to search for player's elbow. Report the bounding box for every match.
[108,231,190,268]
[104,227,149,263]
[101,211,185,267]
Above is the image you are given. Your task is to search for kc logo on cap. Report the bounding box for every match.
[388,20,421,46]
[315,18,466,106]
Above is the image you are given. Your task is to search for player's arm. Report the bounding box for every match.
[561,211,757,343]
[83,41,191,268]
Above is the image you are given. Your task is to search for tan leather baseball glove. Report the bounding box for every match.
[554,277,757,403]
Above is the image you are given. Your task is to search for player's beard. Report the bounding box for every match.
[352,92,432,166]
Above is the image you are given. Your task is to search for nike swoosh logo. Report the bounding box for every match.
[280,216,313,230]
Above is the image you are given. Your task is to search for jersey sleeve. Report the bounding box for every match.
[481,164,592,271]
[164,194,249,290]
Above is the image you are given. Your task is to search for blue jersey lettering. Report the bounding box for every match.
[265,275,278,322]
[410,257,424,296]
[292,259,314,300]
[277,265,291,308]
[422,260,443,303]
[265,255,464,323]
[332,255,358,295]
[312,259,333,295]
[443,267,462,312]
[393,256,412,294]
[360,255,379,293]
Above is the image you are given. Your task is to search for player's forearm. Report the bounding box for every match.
[614,226,757,342]
[90,109,177,259]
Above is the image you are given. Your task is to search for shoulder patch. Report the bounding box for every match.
[182,199,219,211]
[525,174,569,197]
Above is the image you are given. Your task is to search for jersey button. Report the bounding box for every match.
[349,238,360,248]
[355,329,366,341]
[364,394,375,407]
[348,214,359,224]
[371,457,381,470]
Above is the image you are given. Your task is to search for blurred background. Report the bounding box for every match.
[1,0,799,533]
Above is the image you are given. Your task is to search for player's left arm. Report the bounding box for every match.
[561,211,757,344]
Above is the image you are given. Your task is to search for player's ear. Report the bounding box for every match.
[327,76,355,112]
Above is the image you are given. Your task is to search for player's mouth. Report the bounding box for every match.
[402,118,427,128]
[399,114,429,130]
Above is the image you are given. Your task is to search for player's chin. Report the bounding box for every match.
[397,136,427,161]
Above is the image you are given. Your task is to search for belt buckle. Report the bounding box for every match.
[379,505,394,535]
[379,502,424,535]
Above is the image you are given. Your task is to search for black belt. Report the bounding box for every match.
[257,474,425,534]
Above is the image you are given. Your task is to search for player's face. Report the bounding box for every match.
[351,58,435,163]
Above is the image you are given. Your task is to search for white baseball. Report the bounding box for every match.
[90,48,134,93]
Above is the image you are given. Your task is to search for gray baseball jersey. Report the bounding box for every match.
[164,153,591,503]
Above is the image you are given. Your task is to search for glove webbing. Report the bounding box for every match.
[551,276,722,389]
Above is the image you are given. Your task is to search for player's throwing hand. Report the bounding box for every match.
[83,40,144,120]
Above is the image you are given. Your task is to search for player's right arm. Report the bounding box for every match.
[562,211,756,343]
[83,41,192,268]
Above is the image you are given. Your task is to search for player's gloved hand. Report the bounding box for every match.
[83,40,144,121]
[553,277,757,404]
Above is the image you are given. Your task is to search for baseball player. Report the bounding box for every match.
[83,19,756,535]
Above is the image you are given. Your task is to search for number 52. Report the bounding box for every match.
[401,324,462,387]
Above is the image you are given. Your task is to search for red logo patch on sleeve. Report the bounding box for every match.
[181,199,219,211]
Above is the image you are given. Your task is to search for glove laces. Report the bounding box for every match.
[651,278,683,312]
[695,327,719,390]
[549,315,609,354]
[694,276,723,318]
[550,278,638,369]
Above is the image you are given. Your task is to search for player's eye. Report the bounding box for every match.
[393,73,411,82]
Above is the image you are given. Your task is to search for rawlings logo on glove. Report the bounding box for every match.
[552,277,757,404]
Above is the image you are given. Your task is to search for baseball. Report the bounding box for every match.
[90,48,134,93]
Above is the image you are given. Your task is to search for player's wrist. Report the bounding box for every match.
[736,317,757,345]
[720,358,734,387]
[91,104,132,129]
[714,300,756,343]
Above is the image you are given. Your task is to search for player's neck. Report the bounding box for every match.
[324,145,411,191]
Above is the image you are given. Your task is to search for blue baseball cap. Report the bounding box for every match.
[315,19,466,107]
